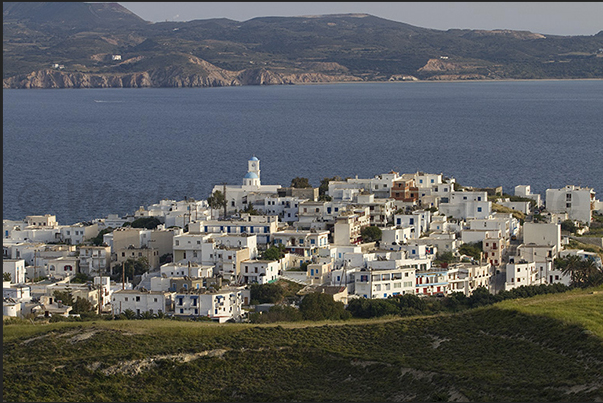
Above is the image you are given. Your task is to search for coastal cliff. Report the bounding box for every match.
[3,66,362,89]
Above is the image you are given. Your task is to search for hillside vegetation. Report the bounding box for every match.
[4,3,603,88]
[4,287,602,402]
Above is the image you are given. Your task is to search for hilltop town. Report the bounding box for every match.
[4,156,603,321]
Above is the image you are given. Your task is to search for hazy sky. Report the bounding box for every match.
[118,2,602,36]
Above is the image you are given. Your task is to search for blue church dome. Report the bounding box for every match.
[244,172,259,179]
[249,156,259,161]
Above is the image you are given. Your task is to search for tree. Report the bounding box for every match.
[299,292,351,321]
[130,217,162,229]
[458,241,483,260]
[361,226,382,243]
[249,283,284,304]
[560,220,578,233]
[557,255,603,288]
[53,290,74,306]
[291,177,312,188]
[91,227,113,246]
[207,190,226,217]
[72,296,95,315]
[433,251,457,266]
[319,176,341,197]
[243,203,260,215]
[3,272,11,282]
[112,257,149,282]
[262,244,286,261]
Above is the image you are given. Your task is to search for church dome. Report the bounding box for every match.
[249,156,259,161]
[244,172,259,179]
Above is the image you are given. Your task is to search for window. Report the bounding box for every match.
[566,203,571,208]
[136,296,140,302]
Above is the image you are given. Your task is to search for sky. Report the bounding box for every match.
[118,2,603,36]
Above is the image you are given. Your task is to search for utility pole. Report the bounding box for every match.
[98,265,102,316]
[122,261,125,290]
[222,182,227,218]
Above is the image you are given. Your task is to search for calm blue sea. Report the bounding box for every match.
[3,80,603,225]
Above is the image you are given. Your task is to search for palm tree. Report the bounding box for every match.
[559,255,586,286]
[559,255,603,288]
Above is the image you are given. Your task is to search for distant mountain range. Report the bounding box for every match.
[4,2,603,88]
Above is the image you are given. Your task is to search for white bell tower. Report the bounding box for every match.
[248,156,260,183]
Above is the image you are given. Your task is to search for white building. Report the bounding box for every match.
[522,222,561,251]
[439,191,491,220]
[211,157,282,215]
[381,226,415,249]
[333,209,370,246]
[3,259,26,284]
[111,289,173,316]
[47,256,79,280]
[505,261,538,290]
[190,214,278,245]
[446,262,492,295]
[159,262,214,278]
[272,229,330,259]
[173,286,246,322]
[415,267,449,296]
[545,185,596,224]
[353,266,416,299]
[514,185,542,207]
[78,245,111,276]
[241,259,280,284]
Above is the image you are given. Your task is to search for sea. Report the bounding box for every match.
[3,80,603,225]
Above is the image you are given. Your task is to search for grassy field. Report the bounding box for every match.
[4,287,602,402]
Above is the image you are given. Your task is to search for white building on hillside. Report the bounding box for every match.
[545,185,596,224]
[439,191,491,220]
[515,185,542,207]
[3,259,26,284]
[211,157,282,215]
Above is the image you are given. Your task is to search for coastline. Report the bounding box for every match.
[4,76,603,90]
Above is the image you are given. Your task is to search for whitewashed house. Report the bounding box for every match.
[515,185,542,208]
[190,214,278,245]
[272,229,330,260]
[353,266,416,299]
[78,245,111,276]
[505,261,538,290]
[111,289,173,316]
[415,267,449,296]
[173,286,246,322]
[333,209,370,246]
[545,185,596,224]
[241,259,280,284]
[3,259,26,284]
[439,191,491,220]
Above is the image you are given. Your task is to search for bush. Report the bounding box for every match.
[248,305,303,323]
[249,283,284,304]
[361,226,382,242]
[299,292,351,321]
